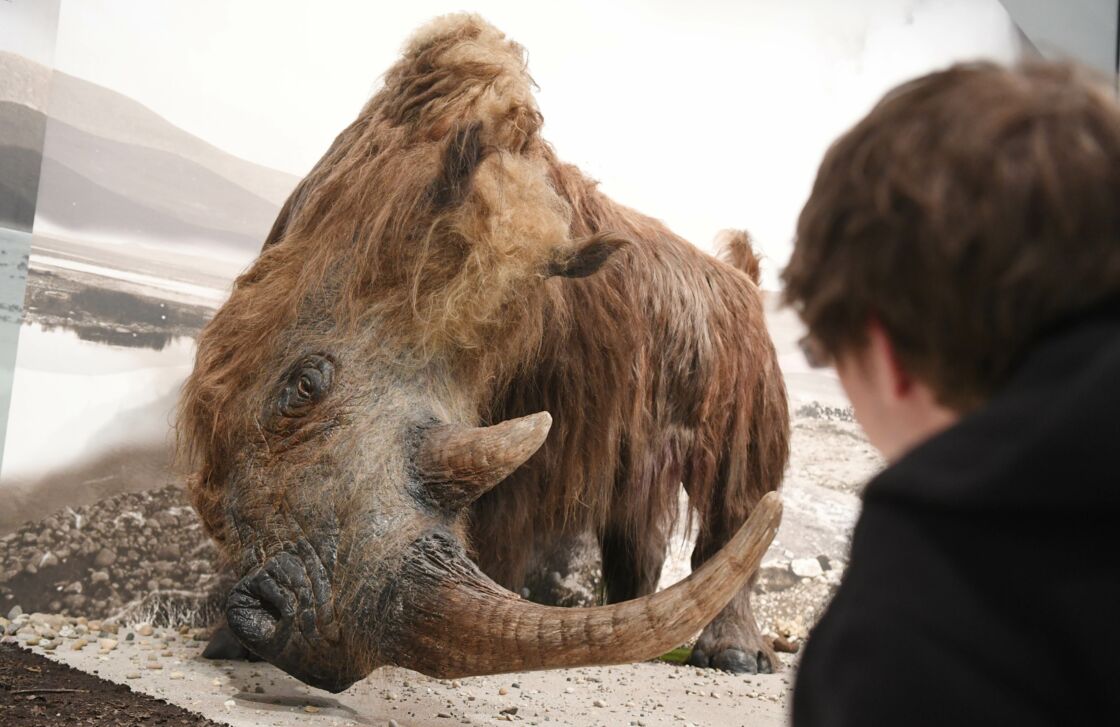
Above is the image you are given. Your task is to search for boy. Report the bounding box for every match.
[784,62,1120,725]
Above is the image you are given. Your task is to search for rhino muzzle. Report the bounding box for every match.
[226,549,356,692]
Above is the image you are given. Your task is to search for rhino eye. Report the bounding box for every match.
[279,354,334,417]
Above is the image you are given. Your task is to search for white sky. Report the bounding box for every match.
[0,0,60,66]
[50,0,1022,287]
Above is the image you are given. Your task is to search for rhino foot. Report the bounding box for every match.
[686,602,776,674]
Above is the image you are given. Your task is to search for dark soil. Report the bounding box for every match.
[0,642,226,725]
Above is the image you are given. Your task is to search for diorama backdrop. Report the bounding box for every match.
[0,0,1026,623]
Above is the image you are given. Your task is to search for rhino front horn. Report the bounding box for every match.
[385,491,784,679]
[416,412,552,510]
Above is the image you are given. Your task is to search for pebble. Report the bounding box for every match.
[170,671,185,680]
[71,638,88,650]
[126,672,141,679]
[593,699,607,708]
[791,557,824,579]
[498,687,509,695]
[146,662,163,670]
[40,639,58,651]
[136,623,154,636]
[303,705,319,713]
[98,638,118,651]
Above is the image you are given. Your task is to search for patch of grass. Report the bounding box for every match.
[659,646,692,664]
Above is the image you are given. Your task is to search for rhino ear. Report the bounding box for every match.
[547,232,629,279]
[431,121,487,210]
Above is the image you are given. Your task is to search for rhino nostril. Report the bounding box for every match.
[260,594,283,623]
[227,569,294,649]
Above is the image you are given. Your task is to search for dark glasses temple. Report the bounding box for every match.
[798,334,832,369]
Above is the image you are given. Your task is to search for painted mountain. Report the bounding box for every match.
[0,50,299,253]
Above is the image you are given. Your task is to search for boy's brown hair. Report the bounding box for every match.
[783,62,1120,410]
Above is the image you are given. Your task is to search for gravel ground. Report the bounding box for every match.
[0,484,229,626]
[2,612,797,726]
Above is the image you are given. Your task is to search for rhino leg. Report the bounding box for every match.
[686,517,775,674]
[599,522,668,605]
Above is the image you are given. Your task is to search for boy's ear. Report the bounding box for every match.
[866,319,913,400]
[547,233,630,278]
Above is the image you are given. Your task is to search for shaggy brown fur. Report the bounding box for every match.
[179,13,789,673]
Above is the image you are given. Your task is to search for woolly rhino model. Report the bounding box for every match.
[178,14,790,692]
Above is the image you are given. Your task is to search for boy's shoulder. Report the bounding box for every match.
[867,300,1120,514]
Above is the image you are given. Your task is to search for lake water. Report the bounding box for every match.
[0,322,195,484]
[0,226,31,476]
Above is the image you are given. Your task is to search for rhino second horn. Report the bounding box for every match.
[416,411,552,510]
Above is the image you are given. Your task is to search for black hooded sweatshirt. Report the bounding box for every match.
[793,303,1120,726]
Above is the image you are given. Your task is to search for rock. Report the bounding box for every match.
[62,594,87,610]
[6,605,20,619]
[791,557,824,579]
[98,638,118,650]
[303,705,319,713]
[500,707,519,716]
[757,566,801,592]
[170,671,185,680]
[593,699,607,708]
[39,639,58,650]
[136,623,154,636]
[93,548,117,567]
[771,634,800,654]
[90,571,110,584]
[145,662,163,670]
[498,687,509,695]
[40,552,59,568]
[126,672,141,679]
[71,638,88,650]
[817,554,832,571]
